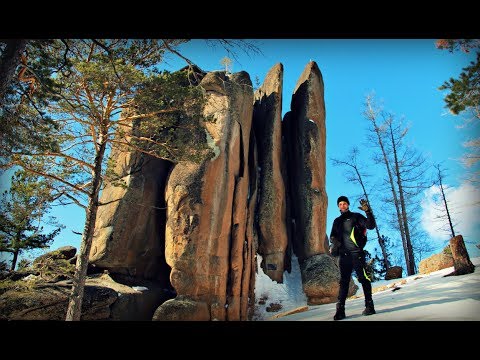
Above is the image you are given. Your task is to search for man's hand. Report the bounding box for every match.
[330,237,340,257]
[358,199,370,212]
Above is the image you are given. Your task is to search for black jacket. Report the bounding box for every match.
[330,209,376,255]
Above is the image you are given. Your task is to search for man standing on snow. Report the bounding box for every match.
[329,195,376,320]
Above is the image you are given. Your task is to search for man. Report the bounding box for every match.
[329,195,376,320]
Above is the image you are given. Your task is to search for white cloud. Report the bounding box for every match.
[421,181,480,242]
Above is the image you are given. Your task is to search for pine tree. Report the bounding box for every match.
[372,235,393,279]
[1,40,70,168]
[439,52,480,118]
[0,39,259,321]
[363,249,377,282]
[1,38,261,320]
[0,170,62,270]
[0,40,27,105]
[436,39,480,181]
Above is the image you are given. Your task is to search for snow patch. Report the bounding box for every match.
[253,254,307,320]
[132,286,149,292]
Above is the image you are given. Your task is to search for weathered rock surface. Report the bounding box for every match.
[161,71,255,321]
[418,246,454,274]
[283,61,327,262]
[2,62,334,321]
[253,63,288,283]
[301,254,357,305]
[0,248,170,320]
[89,127,172,284]
[385,266,403,280]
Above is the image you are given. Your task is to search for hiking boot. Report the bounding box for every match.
[362,300,376,316]
[333,303,346,320]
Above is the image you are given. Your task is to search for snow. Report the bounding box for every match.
[255,256,480,321]
[253,254,307,320]
[131,286,149,292]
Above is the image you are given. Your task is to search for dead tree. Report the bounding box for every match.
[364,95,430,276]
[433,164,457,239]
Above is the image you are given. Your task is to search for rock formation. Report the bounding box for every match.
[0,61,345,321]
[283,61,327,262]
[87,62,334,320]
[253,63,288,283]
[0,247,165,320]
[418,245,454,274]
[160,71,255,321]
[88,121,173,289]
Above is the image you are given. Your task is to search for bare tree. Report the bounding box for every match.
[363,95,430,275]
[220,56,233,74]
[388,111,432,274]
[387,116,416,274]
[204,40,262,64]
[331,147,391,271]
[432,164,458,238]
[406,202,435,266]
[363,95,408,272]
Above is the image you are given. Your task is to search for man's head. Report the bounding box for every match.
[337,195,350,213]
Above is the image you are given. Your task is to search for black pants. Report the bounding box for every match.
[338,251,372,305]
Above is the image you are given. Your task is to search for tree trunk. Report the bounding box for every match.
[65,135,107,321]
[10,250,19,271]
[390,123,415,275]
[378,127,406,271]
[448,235,475,276]
[356,165,390,271]
[365,98,407,275]
[438,170,455,238]
[0,39,27,105]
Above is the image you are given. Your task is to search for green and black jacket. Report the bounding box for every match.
[330,209,376,255]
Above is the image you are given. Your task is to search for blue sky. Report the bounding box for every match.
[164,39,480,262]
[1,39,479,269]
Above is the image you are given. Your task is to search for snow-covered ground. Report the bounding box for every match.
[252,254,307,320]
[255,256,480,321]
